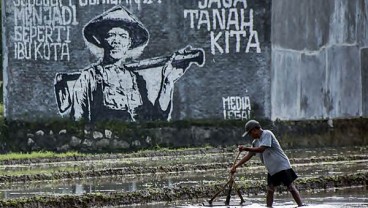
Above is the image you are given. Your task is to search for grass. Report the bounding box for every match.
[0,151,85,161]
[0,104,3,119]
[0,165,80,176]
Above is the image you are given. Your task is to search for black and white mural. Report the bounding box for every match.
[4,1,366,123]
[3,0,271,122]
[54,6,204,121]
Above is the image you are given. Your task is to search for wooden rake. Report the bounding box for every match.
[207,151,245,206]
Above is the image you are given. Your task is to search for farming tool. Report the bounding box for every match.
[205,151,245,206]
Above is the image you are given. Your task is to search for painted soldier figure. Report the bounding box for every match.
[55,6,204,122]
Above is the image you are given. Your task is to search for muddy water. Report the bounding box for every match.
[0,147,365,175]
[0,146,365,175]
[0,146,367,207]
[1,159,366,200]
[0,161,366,200]
[117,187,368,208]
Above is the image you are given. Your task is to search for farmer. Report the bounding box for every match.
[230,120,304,207]
[55,6,203,122]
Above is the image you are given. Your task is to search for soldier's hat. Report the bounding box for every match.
[83,5,149,49]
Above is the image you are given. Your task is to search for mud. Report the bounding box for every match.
[0,148,222,166]
[0,146,366,207]
[1,146,365,166]
[0,173,367,208]
[0,155,366,184]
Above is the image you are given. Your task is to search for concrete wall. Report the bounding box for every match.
[3,118,367,153]
[2,0,271,122]
[271,0,368,120]
[5,0,366,123]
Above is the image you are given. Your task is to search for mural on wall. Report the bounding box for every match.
[5,0,271,122]
[54,5,205,122]
[223,96,251,120]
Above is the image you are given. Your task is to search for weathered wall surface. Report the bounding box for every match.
[2,0,271,122]
[2,118,367,153]
[271,0,368,120]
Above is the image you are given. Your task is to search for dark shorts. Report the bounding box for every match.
[267,168,298,187]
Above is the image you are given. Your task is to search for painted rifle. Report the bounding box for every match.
[54,46,205,113]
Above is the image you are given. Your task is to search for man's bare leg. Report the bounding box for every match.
[266,185,275,207]
[288,183,303,206]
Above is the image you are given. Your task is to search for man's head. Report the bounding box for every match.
[83,6,149,54]
[242,120,262,139]
[103,27,132,60]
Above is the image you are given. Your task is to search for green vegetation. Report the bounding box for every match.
[0,165,80,177]
[0,151,84,161]
[0,102,3,118]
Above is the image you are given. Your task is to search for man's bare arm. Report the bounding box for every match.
[230,152,255,174]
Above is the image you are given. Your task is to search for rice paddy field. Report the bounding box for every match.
[0,146,366,207]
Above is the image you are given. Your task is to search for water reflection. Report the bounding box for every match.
[117,187,368,208]
[0,146,367,207]
[3,159,366,200]
[0,178,175,199]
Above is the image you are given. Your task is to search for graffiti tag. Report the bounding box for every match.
[223,96,251,120]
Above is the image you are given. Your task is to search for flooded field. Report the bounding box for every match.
[0,146,366,207]
[120,186,368,208]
